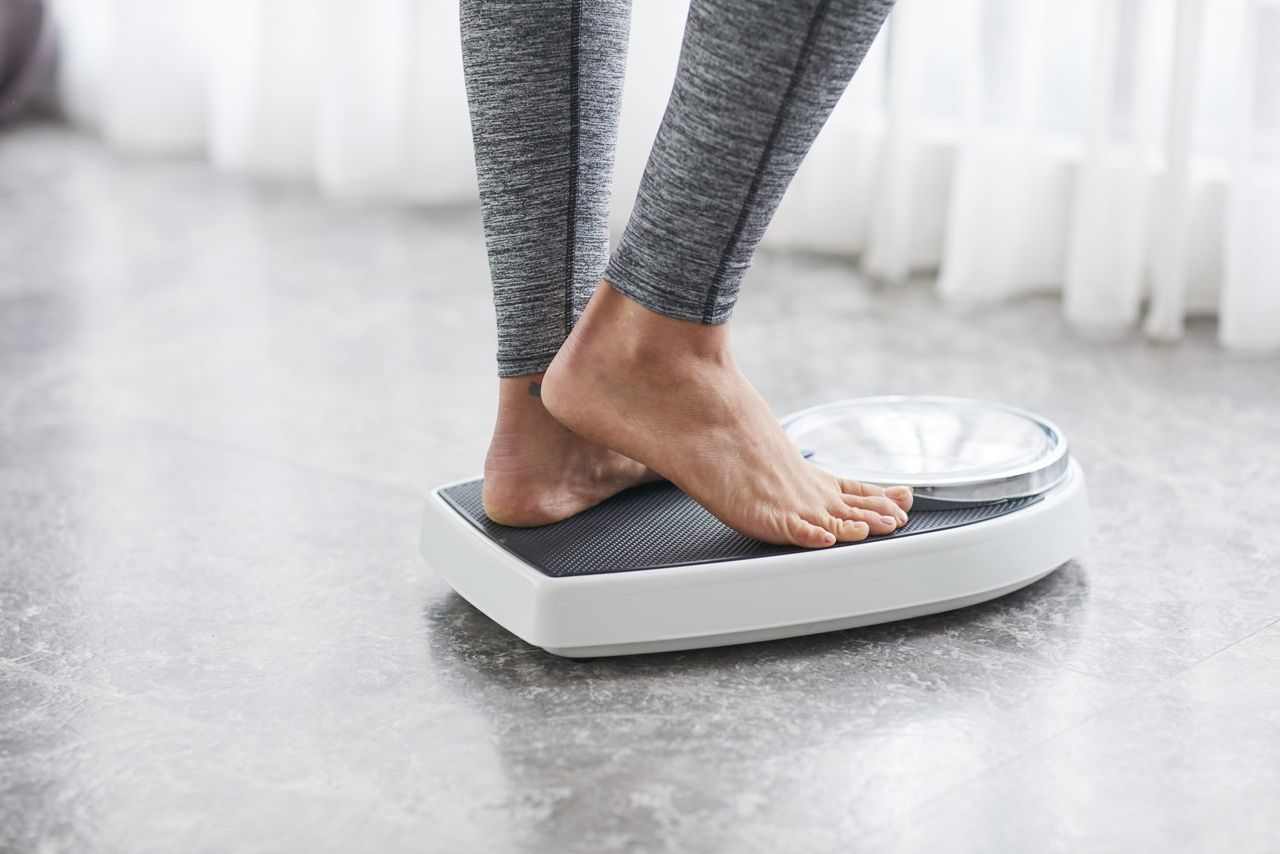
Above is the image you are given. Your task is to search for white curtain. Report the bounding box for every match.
[50,0,1280,351]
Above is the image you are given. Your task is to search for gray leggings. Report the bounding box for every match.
[461,0,894,377]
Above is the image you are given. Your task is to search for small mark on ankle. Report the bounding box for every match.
[528,382,541,397]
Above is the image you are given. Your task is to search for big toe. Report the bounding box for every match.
[885,485,914,512]
[837,477,913,514]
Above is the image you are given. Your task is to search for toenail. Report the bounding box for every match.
[880,515,896,526]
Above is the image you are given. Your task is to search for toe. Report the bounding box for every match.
[830,501,898,534]
[824,514,870,543]
[785,514,837,548]
[842,493,908,525]
[885,485,914,512]
[839,477,913,514]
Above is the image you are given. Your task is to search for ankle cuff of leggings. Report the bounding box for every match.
[496,350,559,378]
[603,256,735,326]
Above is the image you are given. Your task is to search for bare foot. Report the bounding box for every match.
[482,373,661,526]
[541,281,913,548]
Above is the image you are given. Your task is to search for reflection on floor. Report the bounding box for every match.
[2,124,1278,853]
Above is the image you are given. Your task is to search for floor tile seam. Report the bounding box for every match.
[1161,614,1280,680]
[872,657,1280,844]
[974,625,1280,698]
[857,675,1172,839]
[960,587,1276,688]
[1055,662,1152,687]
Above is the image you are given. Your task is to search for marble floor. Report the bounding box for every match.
[2,123,1278,854]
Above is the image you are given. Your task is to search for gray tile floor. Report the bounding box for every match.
[2,124,1278,853]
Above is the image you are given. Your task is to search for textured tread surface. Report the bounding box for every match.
[438,479,1042,577]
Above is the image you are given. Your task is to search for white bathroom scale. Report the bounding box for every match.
[419,396,1089,657]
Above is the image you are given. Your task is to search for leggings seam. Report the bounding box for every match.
[700,0,833,323]
[565,0,582,338]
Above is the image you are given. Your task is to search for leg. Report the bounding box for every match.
[607,0,897,323]
[543,0,911,547]
[460,0,657,525]
[461,0,632,377]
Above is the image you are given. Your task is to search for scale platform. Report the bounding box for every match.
[419,397,1090,657]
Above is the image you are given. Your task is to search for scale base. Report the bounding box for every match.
[419,460,1088,658]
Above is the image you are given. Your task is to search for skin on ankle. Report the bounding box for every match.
[541,280,912,548]
[481,372,658,527]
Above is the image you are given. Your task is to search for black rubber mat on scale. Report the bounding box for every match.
[437,480,1043,578]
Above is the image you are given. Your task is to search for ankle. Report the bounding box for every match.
[572,280,733,368]
[491,374,561,442]
[497,372,548,412]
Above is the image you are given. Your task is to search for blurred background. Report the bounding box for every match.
[8,0,1280,348]
[3,2,1280,853]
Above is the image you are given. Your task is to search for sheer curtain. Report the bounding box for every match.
[49,0,1280,351]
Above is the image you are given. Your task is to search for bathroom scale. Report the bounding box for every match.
[419,396,1089,657]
